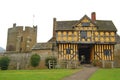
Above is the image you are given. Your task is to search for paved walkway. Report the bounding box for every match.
[62,66,98,80]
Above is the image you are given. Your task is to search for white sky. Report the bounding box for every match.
[0,0,120,49]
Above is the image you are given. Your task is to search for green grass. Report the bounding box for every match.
[89,68,120,80]
[0,69,80,80]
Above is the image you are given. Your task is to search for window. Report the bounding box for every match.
[80,31,87,39]
[29,38,32,42]
[66,49,71,54]
[82,22,90,27]
[20,48,22,52]
[21,36,23,42]
[104,50,111,56]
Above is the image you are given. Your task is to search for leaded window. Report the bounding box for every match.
[82,22,90,27]
[66,49,71,54]
[80,31,87,39]
[104,50,111,56]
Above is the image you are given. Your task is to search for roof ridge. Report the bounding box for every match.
[96,20,112,21]
[57,20,78,22]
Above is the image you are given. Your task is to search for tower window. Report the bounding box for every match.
[21,36,23,42]
[20,48,22,52]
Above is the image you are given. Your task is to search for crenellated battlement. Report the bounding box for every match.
[6,23,37,53]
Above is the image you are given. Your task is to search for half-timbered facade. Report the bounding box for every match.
[54,12,117,67]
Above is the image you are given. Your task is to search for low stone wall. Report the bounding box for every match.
[0,53,31,70]
[0,50,58,70]
[114,44,120,67]
[101,60,114,68]
[32,50,58,69]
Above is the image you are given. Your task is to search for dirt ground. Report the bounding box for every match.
[62,65,98,80]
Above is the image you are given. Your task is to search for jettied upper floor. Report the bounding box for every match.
[53,12,117,44]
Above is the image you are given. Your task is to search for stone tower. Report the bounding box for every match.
[6,23,37,53]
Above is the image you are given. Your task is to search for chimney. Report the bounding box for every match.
[53,18,56,40]
[91,12,96,22]
[13,23,16,28]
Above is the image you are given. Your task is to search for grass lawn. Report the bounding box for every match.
[0,69,80,80]
[89,68,120,80]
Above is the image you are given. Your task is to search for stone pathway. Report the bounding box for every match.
[62,66,98,80]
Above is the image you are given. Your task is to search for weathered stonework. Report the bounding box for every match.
[0,53,31,69]
[114,44,120,67]
[6,23,37,53]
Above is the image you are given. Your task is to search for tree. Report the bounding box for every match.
[0,56,10,70]
[30,54,40,67]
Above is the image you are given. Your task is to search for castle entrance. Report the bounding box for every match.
[78,44,92,64]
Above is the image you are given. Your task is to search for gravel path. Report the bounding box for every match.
[62,66,98,80]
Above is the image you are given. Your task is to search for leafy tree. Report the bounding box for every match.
[30,54,40,67]
[0,56,10,70]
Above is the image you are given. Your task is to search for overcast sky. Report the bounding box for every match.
[0,0,120,49]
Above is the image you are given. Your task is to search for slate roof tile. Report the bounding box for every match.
[32,43,52,50]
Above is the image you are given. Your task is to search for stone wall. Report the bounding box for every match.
[0,53,31,70]
[32,50,58,68]
[114,44,120,67]
[0,50,57,69]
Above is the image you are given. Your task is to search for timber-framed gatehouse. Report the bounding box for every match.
[53,12,117,68]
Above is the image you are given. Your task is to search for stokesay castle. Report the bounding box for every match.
[4,12,120,69]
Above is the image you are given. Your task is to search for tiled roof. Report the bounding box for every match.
[95,20,117,31]
[56,20,78,30]
[32,43,52,50]
[48,37,56,42]
[56,19,117,31]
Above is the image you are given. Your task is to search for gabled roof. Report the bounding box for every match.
[74,15,95,26]
[48,37,56,42]
[56,20,78,30]
[32,43,52,50]
[55,15,117,31]
[95,20,117,31]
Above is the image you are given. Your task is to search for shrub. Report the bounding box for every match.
[92,60,99,66]
[45,56,57,68]
[30,54,40,67]
[0,56,10,70]
[92,59,102,67]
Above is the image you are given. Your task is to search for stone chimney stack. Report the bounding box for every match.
[53,18,56,40]
[13,23,16,28]
[91,12,96,22]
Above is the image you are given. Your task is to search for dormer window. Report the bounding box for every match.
[82,22,90,27]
